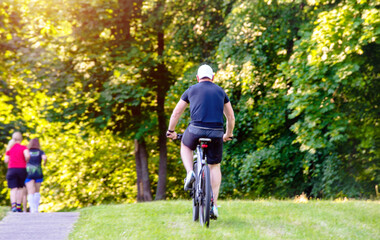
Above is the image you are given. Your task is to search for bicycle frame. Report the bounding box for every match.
[193,138,212,227]
[194,144,205,196]
[174,134,213,227]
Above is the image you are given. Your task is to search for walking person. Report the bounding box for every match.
[5,139,15,151]
[22,187,28,212]
[166,64,235,219]
[4,132,30,212]
[5,139,28,212]
[25,138,47,213]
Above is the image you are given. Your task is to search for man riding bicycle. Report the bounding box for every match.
[166,64,235,219]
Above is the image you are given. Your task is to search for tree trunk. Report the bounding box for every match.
[134,138,152,202]
[118,0,133,41]
[154,12,169,198]
[153,0,169,200]
[155,86,168,200]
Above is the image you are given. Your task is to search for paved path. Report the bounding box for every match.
[0,212,80,240]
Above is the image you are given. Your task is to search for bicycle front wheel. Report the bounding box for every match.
[199,165,211,227]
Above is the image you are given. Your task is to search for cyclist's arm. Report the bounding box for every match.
[167,99,188,139]
[223,101,235,141]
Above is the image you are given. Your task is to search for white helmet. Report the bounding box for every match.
[197,64,214,80]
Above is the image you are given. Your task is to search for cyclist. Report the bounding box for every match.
[167,64,235,219]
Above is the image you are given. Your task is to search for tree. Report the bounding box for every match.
[215,0,310,198]
[1,0,378,208]
[282,0,380,197]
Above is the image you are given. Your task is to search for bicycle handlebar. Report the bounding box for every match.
[166,132,183,140]
[168,133,234,141]
[176,134,183,141]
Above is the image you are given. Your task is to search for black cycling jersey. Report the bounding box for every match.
[181,81,230,128]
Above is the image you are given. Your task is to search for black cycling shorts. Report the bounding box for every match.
[6,168,27,188]
[182,124,224,165]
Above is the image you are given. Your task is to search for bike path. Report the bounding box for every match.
[0,212,79,240]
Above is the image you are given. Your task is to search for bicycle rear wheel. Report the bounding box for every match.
[199,165,211,227]
[192,162,199,221]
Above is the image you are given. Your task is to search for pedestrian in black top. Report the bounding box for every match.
[25,138,47,213]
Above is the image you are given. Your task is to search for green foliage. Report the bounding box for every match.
[0,78,140,209]
[216,0,310,198]
[166,0,232,62]
[216,0,379,198]
[238,136,306,198]
[40,126,138,211]
[0,0,379,209]
[281,0,380,197]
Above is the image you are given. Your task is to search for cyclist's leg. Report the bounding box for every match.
[181,126,199,173]
[181,142,197,190]
[209,163,221,206]
[206,136,223,218]
[181,142,193,173]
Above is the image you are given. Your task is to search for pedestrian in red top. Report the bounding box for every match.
[4,132,30,212]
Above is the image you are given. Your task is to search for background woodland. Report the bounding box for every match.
[0,0,378,211]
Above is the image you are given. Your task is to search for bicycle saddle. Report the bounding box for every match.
[199,138,211,142]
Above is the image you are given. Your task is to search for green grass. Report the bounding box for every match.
[69,200,380,240]
[0,206,8,220]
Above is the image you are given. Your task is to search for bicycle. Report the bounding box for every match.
[176,134,214,227]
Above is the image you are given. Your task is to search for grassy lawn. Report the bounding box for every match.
[0,206,8,220]
[69,200,380,240]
